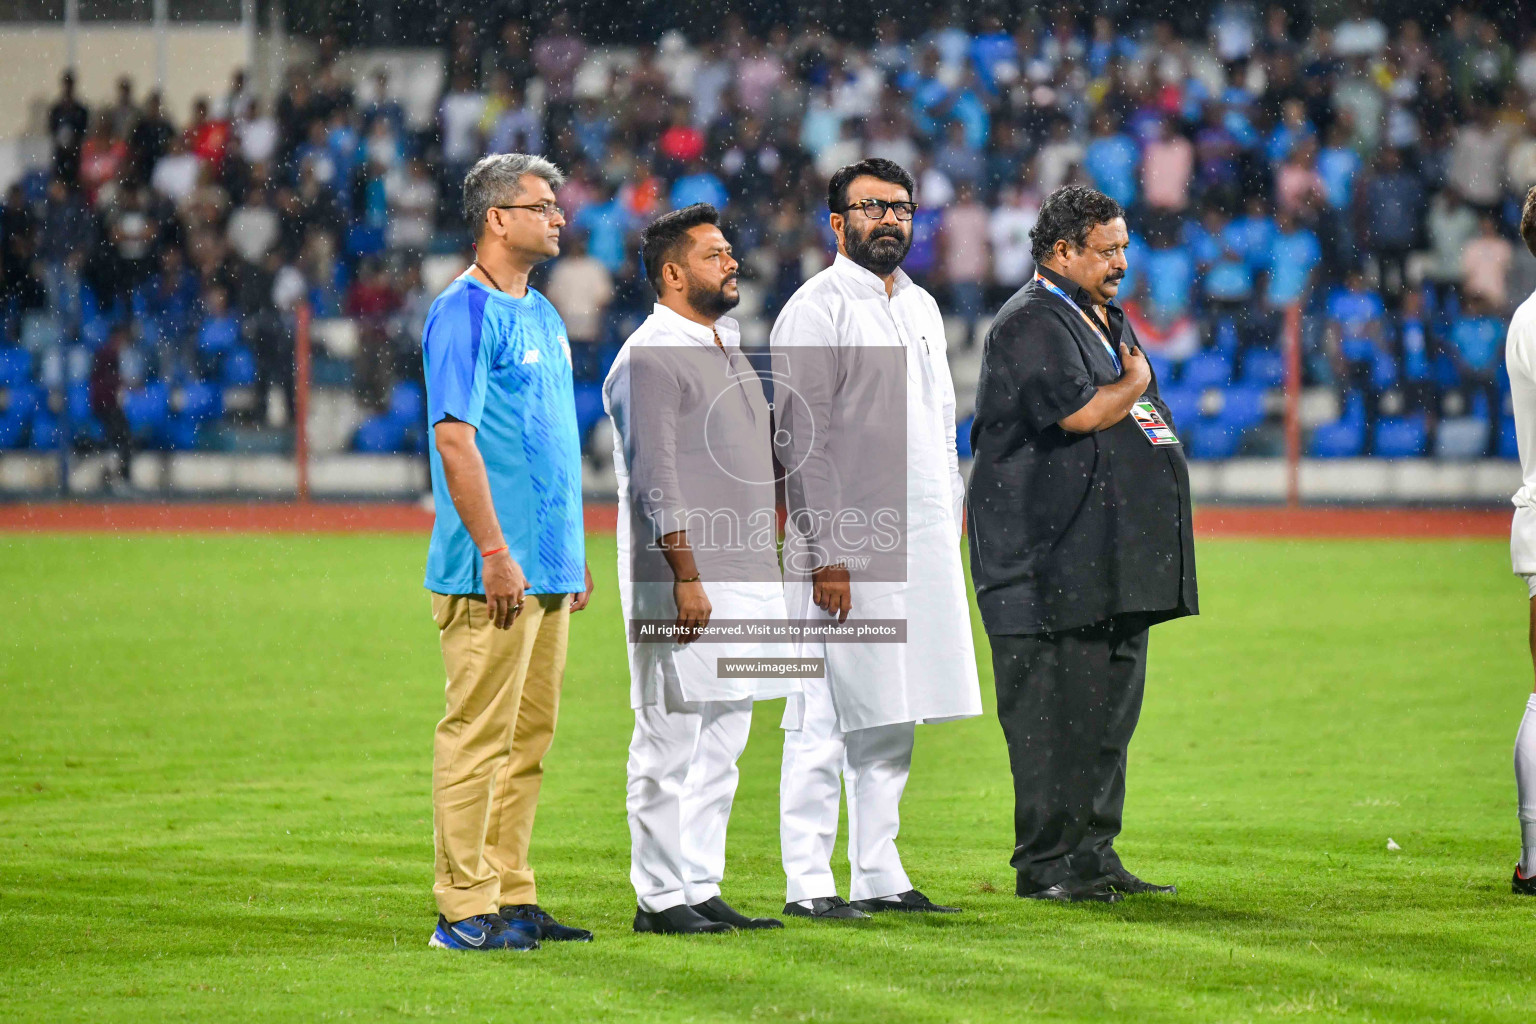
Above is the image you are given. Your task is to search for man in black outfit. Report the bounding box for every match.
[967,186,1198,904]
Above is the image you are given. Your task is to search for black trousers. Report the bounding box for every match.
[989,615,1149,894]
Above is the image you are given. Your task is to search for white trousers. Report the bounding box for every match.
[780,674,915,903]
[626,688,754,913]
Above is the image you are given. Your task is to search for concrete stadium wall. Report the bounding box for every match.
[0,24,252,139]
[0,453,1522,503]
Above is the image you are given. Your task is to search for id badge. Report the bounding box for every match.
[1131,400,1181,446]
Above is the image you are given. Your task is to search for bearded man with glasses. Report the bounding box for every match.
[768,158,982,920]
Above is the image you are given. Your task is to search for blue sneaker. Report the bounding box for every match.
[429,913,539,951]
[499,903,593,942]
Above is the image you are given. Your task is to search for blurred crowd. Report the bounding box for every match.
[3,4,1536,464]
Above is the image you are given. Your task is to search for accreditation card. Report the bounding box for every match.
[1130,400,1181,446]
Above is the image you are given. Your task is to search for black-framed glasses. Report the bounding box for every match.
[841,199,918,221]
[494,202,564,220]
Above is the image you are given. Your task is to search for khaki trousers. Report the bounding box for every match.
[431,591,570,921]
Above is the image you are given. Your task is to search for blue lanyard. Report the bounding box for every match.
[1034,272,1121,373]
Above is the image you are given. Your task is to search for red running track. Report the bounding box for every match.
[0,503,1511,538]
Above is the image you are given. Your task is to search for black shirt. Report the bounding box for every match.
[966,264,1198,636]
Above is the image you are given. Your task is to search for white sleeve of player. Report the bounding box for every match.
[1508,294,1536,510]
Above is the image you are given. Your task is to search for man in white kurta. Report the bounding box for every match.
[1504,190,1536,897]
[606,204,799,933]
[770,160,983,919]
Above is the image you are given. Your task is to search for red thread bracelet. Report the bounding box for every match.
[481,545,508,558]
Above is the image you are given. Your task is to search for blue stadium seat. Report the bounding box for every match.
[221,347,257,387]
[1211,317,1240,355]
[0,412,26,449]
[956,414,974,458]
[79,317,114,351]
[123,381,171,436]
[353,413,407,452]
[1432,352,1461,390]
[347,223,386,257]
[1216,387,1266,429]
[1308,392,1367,458]
[1146,351,1175,386]
[572,382,607,442]
[387,380,425,424]
[0,347,33,387]
[1373,415,1429,458]
[66,381,91,421]
[30,408,60,450]
[137,315,164,347]
[64,383,103,444]
[1158,386,1202,432]
[2,382,44,420]
[1188,388,1265,459]
[178,381,224,423]
[1182,350,1232,391]
[159,417,201,451]
[1239,349,1284,388]
[1188,422,1241,459]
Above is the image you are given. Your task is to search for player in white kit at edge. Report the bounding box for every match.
[1503,186,1536,896]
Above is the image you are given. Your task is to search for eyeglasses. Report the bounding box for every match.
[494,202,564,220]
[840,199,918,222]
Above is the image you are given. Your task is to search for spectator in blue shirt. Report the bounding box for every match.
[1196,208,1262,363]
[195,284,242,379]
[1265,98,1315,164]
[1325,271,1391,416]
[1395,289,1438,414]
[573,186,631,274]
[1355,147,1424,299]
[1142,229,1195,320]
[668,161,729,212]
[1446,294,1507,452]
[934,120,985,186]
[1227,195,1278,273]
[1262,209,1321,311]
[1316,123,1361,210]
[969,15,1017,94]
[1084,112,1139,208]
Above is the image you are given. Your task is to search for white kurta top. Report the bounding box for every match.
[1507,289,1536,572]
[605,303,800,708]
[770,254,983,731]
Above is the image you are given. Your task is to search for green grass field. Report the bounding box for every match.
[2,531,1535,1022]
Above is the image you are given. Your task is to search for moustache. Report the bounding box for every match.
[1105,272,1125,282]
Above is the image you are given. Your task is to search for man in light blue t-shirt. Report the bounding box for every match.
[420,153,594,954]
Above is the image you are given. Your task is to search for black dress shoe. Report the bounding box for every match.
[500,903,593,941]
[849,889,961,913]
[633,904,734,934]
[1019,880,1124,903]
[1106,870,1177,895]
[781,896,870,919]
[1514,866,1536,895]
[691,896,783,929]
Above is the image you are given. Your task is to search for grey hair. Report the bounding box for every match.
[462,153,566,234]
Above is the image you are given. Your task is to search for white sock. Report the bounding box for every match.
[1517,695,1536,876]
